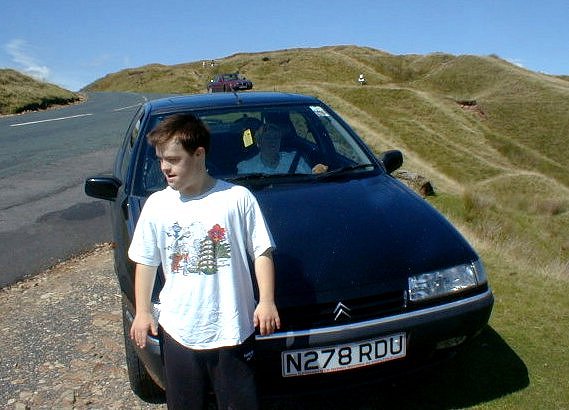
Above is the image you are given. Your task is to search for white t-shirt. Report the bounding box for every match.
[237,151,311,174]
[128,179,275,350]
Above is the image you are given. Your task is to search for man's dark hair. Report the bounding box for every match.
[147,113,210,155]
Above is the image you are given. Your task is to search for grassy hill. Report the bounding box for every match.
[0,69,81,115]
[80,46,569,407]
[86,45,568,275]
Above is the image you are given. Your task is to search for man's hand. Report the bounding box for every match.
[130,311,158,349]
[253,250,280,336]
[130,263,159,349]
[312,163,329,174]
[254,301,281,336]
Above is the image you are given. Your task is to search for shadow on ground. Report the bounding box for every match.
[262,326,528,409]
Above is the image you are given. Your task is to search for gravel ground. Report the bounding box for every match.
[0,243,165,409]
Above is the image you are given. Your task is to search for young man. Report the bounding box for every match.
[128,114,280,409]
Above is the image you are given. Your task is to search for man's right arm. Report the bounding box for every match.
[129,263,159,348]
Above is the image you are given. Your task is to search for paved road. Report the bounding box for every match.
[0,92,160,287]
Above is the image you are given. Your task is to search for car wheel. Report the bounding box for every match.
[121,295,164,402]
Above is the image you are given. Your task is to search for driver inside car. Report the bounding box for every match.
[237,123,314,174]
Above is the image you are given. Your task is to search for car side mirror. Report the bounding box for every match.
[379,150,403,174]
[85,176,122,201]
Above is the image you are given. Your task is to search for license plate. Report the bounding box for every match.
[281,333,406,377]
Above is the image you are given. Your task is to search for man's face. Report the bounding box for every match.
[258,127,282,156]
[155,139,205,195]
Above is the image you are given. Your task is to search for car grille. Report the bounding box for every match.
[278,291,406,331]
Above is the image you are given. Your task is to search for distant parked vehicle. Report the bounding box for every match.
[207,73,253,92]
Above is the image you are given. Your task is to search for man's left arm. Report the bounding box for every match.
[253,249,281,336]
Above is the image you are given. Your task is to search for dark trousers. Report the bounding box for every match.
[162,330,258,410]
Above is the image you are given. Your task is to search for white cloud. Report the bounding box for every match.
[5,39,51,81]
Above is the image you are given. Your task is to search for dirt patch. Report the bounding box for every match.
[456,99,486,118]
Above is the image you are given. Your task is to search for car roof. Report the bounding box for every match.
[145,92,321,115]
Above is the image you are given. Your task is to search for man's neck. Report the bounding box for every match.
[180,175,216,197]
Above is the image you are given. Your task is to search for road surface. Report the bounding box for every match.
[0,92,155,286]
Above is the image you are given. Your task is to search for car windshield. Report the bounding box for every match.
[135,104,377,194]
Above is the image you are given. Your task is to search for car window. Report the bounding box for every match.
[117,108,143,184]
[140,145,165,193]
[290,111,316,144]
[133,104,376,195]
[311,106,370,164]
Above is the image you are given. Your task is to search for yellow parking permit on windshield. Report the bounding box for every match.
[243,129,254,147]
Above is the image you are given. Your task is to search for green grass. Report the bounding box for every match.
[423,191,569,408]
[0,69,81,115]
[8,45,569,408]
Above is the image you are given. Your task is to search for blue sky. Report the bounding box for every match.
[1,0,568,91]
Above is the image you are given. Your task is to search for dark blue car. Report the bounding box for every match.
[85,92,493,400]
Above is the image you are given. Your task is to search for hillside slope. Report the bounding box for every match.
[0,69,81,115]
[85,45,569,282]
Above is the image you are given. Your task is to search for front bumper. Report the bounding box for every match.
[255,289,494,390]
[135,289,493,393]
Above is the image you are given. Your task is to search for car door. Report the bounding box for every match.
[211,75,223,92]
[111,107,146,300]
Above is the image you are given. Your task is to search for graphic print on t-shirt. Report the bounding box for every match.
[166,221,230,275]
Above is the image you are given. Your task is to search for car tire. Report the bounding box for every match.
[121,295,165,402]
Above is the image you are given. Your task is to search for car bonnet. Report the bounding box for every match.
[253,175,478,307]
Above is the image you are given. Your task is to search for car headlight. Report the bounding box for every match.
[408,259,487,302]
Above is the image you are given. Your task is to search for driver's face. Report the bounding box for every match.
[260,130,282,152]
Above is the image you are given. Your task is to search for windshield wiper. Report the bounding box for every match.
[316,163,375,181]
[226,173,270,182]
[226,173,299,183]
